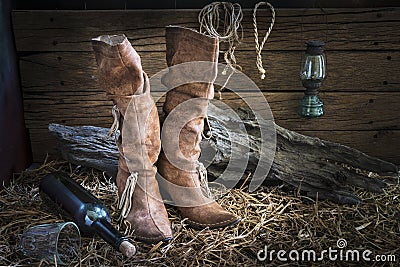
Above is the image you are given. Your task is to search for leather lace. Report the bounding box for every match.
[201,114,213,140]
[118,172,138,221]
[107,105,120,142]
[197,161,213,198]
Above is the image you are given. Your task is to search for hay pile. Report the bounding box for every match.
[1,161,399,266]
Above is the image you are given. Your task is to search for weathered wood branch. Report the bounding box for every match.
[49,108,399,205]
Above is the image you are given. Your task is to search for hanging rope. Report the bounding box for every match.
[253,1,275,80]
[198,2,243,96]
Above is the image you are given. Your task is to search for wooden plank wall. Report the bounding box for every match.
[12,8,400,164]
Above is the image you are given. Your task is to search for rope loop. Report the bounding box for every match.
[253,2,275,80]
[199,2,243,94]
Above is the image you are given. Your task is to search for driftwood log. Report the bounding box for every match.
[49,107,399,205]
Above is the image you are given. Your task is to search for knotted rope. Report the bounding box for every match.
[198,2,243,97]
[253,1,275,80]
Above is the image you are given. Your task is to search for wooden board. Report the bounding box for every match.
[23,90,400,164]
[23,91,400,131]
[301,130,400,165]
[12,8,400,164]
[19,51,400,92]
[12,8,400,52]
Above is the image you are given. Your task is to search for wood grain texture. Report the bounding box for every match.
[25,90,400,165]
[12,8,400,164]
[12,8,400,52]
[301,130,400,165]
[22,91,400,131]
[19,51,400,92]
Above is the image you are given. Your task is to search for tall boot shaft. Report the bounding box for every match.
[162,26,219,113]
[92,34,143,97]
[92,35,172,244]
[158,26,240,229]
[162,26,219,165]
[92,35,160,166]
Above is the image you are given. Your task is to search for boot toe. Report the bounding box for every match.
[133,224,173,244]
[181,202,241,230]
[126,212,173,244]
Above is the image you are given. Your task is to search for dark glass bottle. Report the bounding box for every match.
[39,172,136,258]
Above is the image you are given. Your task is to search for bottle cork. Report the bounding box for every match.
[119,240,136,258]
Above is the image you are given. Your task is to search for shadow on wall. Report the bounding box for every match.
[0,0,31,186]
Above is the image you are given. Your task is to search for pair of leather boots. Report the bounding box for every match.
[92,26,240,244]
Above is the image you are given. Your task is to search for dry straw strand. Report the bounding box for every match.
[1,161,399,266]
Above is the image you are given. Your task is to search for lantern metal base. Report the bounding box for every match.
[299,95,324,118]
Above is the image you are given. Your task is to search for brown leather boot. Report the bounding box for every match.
[157,26,241,229]
[92,35,173,244]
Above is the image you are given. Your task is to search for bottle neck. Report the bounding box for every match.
[91,218,127,251]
